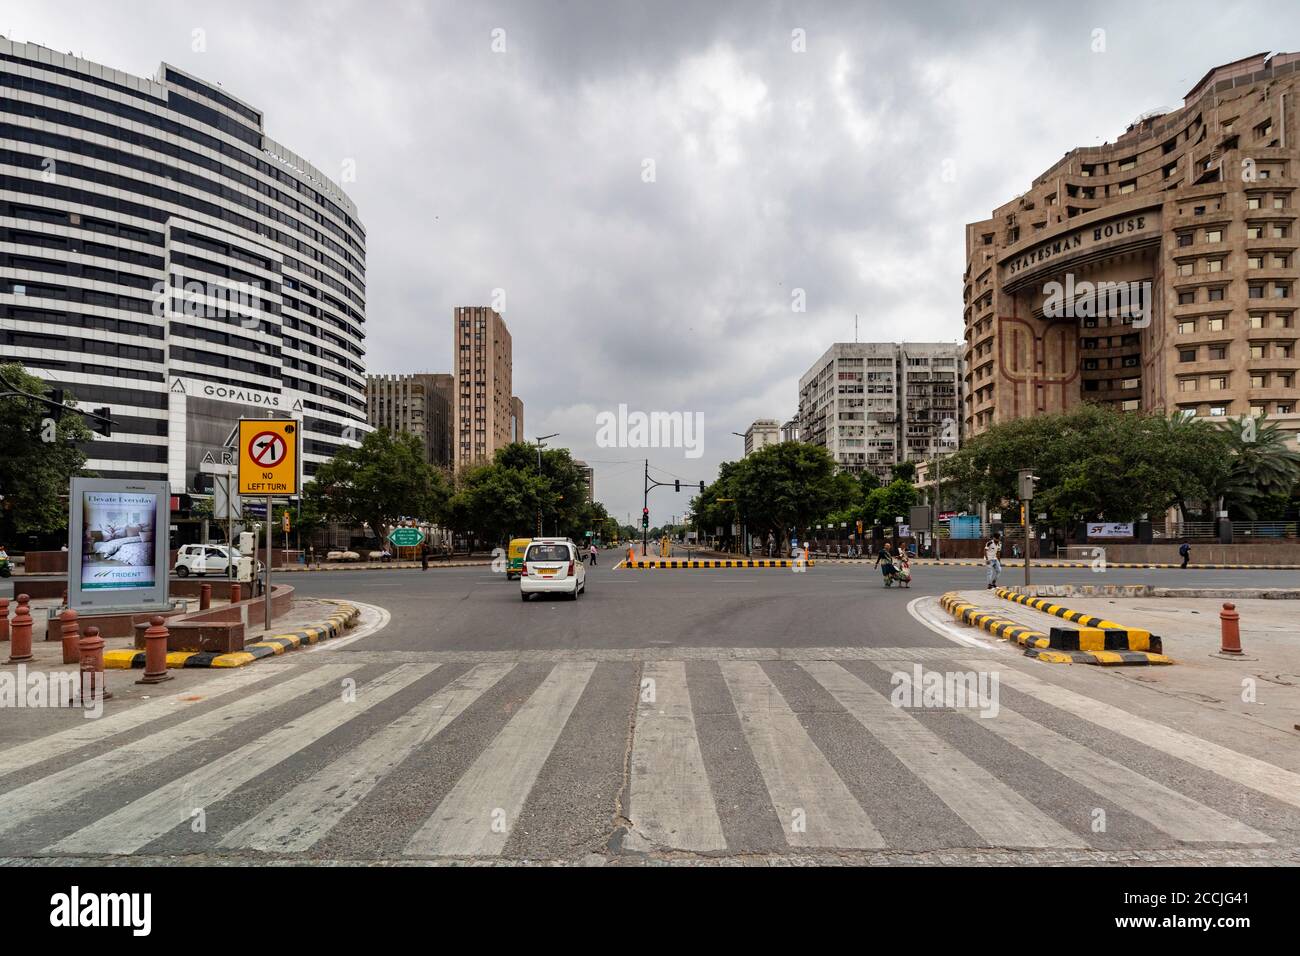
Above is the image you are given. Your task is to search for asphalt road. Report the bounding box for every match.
[276,559,1300,653]
[3,558,1299,865]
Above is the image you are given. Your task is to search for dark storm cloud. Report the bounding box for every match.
[8,0,1294,518]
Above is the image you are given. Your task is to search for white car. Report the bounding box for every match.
[520,538,586,601]
[174,544,246,577]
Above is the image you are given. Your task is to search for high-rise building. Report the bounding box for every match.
[964,52,1300,444]
[0,40,367,491]
[780,417,801,442]
[797,342,963,478]
[511,396,525,444]
[573,459,595,503]
[366,373,453,468]
[452,307,514,467]
[743,419,781,456]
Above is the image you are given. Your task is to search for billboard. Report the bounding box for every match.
[68,477,171,611]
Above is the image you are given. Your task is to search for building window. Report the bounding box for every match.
[1273,225,1289,239]
[1250,344,1265,359]
[1209,376,1227,390]
[1249,285,1265,299]
[1251,374,1267,388]
[1250,314,1265,329]
[1208,317,1225,331]
[1205,229,1222,242]
[1247,225,1263,239]
[1208,287,1225,301]
[1249,256,1264,269]
[1177,320,1196,334]
[1120,399,1140,411]
[1179,349,1197,363]
[1178,290,1196,305]
[1178,378,1197,392]
[1178,262,1194,276]
[1209,345,1227,360]
[1177,233,1193,247]
[1274,197,1286,209]
[1206,259,1223,273]
[1210,405,1228,416]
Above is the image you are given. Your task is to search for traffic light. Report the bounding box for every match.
[674,479,680,492]
[47,388,65,421]
[642,508,649,528]
[91,407,112,438]
[699,481,705,492]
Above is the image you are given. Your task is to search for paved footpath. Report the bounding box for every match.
[2,618,1298,864]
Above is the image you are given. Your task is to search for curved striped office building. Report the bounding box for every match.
[1,39,366,494]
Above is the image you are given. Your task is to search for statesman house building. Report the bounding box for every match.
[964,52,1300,446]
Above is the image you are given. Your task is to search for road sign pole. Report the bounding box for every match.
[266,493,273,630]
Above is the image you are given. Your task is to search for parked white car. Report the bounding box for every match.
[174,544,256,577]
[327,550,361,562]
[520,538,586,601]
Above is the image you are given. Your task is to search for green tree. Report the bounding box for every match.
[1211,414,1300,519]
[305,429,450,545]
[0,363,94,540]
[731,441,853,553]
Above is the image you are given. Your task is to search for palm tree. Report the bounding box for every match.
[1215,414,1300,519]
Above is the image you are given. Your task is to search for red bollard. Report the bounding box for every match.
[0,597,9,642]
[79,625,111,703]
[1219,602,1243,655]
[137,615,173,685]
[200,583,211,610]
[230,583,242,605]
[6,594,33,664]
[59,607,81,665]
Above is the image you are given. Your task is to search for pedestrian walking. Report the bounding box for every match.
[875,542,897,587]
[1179,541,1191,569]
[985,534,1003,589]
[420,542,430,571]
[589,542,598,566]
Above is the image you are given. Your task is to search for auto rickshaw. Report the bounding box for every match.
[505,537,531,580]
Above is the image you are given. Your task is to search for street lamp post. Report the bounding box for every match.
[535,433,558,538]
[730,431,748,554]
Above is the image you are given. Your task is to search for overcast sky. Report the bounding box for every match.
[6,0,1289,522]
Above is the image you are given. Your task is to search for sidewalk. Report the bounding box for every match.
[945,587,1300,737]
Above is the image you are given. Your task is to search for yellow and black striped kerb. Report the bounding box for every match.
[623,559,816,569]
[994,588,1161,653]
[939,592,1172,666]
[103,603,360,670]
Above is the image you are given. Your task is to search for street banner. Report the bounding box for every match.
[1087,522,1134,538]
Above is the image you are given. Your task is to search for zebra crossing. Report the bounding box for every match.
[1,651,1298,862]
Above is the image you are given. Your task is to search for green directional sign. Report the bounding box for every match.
[387,527,425,547]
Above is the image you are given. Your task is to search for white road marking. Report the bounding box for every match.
[719,661,884,849]
[404,662,596,857]
[0,664,359,838]
[996,668,1300,811]
[805,661,1084,848]
[46,665,434,855]
[625,661,726,852]
[220,664,513,851]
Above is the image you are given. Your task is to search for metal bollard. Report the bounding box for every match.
[1219,602,1243,655]
[200,583,212,610]
[6,594,33,664]
[230,583,242,605]
[0,596,9,642]
[79,624,111,702]
[59,607,81,665]
[137,615,173,685]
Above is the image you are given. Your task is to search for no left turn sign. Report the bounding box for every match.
[248,431,287,468]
